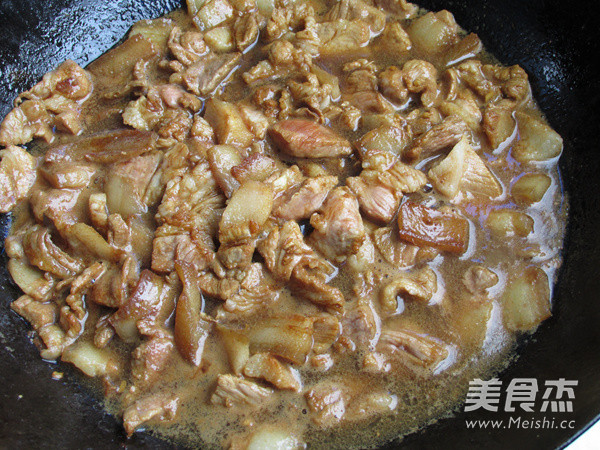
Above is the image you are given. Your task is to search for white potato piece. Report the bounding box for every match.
[502,266,550,331]
[219,180,274,244]
[511,173,551,205]
[62,341,117,377]
[246,426,303,450]
[186,0,207,16]
[130,18,174,49]
[513,112,563,162]
[205,26,235,52]
[486,209,534,238]
[218,325,250,375]
[408,11,458,55]
[193,0,234,31]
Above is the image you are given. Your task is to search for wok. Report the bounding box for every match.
[1,0,599,448]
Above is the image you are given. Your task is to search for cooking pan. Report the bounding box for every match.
[1,0,599,448]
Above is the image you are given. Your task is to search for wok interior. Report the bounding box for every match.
[0,0,599,448]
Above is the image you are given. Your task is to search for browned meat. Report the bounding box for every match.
[0,146,38,212]
[377,328,449,371]
[152,229,214,273]
[44,129,158,165]
[463,265,499,296]
[243,353,301,391]
[258,222,344,313]
[123,393,179,436]
[380,266,437,314]
[402,59,439,107]
[346,162,427,224]
[404,115,470,162]
[168,26,207,66]
[131,336,175,388]
[326,0,387,34]
[309,187,365,261]
[273,175,338,220]
[110,270,176,342]
[11,295,58,331]
[173,52,241,96]
[269,119,353,158]
[22,226,84,278]
[221,264,281,319]
[211,374,273,407]
[0,60,92,146]
[372,226,439,267]
[305,382,346,427]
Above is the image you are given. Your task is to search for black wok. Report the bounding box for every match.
[1,0,599,448]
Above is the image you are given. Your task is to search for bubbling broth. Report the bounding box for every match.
[0,0,566,448]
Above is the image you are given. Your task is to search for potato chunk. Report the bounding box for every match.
[511,173,551,205]
[486,209,534,238]
[502,266,551,331]
[512,112,563,162]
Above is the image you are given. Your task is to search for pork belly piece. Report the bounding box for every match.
[258,221,345,313]
[403,115,470,162]
[131,336,175,388]
[377,327,449,371]
[305,382,347,427]
[109,270,177,342]
[0,60,92,146]
[0,146,38,212]
[22,225,84,278]
[347,162,427,224]
[248,315,314,365]
[380,266,437,314]
[397,201,469,254]
[173,51,241,96]
[372,226,439,267]
[243,353,302,391]
[220,263,281,319]
[44,129,158,165]
[174,261,213,366]
[325,0,387,34]
[269,119,352,158]
[123,393,179,436]
[309,187,365,261]
[211,374,273,408]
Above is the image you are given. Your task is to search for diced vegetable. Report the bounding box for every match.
[511,173,551,205]
[486,209,534,238]
[397,201,469,254]
[512,112,563,162]
[130,18,174,49]
[502,266,551,331]
[246,426,302,450]
[207,144,242,198]
[452,300,492,347]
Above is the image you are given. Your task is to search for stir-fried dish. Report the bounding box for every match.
[0,0,566,447]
